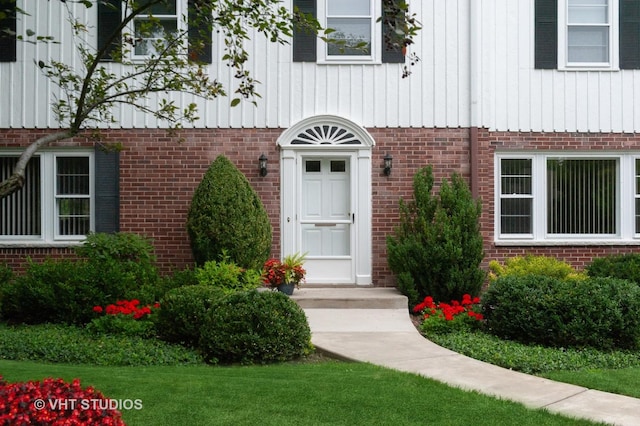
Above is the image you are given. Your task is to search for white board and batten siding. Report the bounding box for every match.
[2,0,640,133]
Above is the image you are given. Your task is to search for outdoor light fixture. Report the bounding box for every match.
[383,153,393,176]
[259,154,268,177]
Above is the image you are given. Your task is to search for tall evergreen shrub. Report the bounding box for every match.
[186,155,272,269]
[387,166,485,305]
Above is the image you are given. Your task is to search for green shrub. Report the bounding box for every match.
[75,232,161,303]
[386,166,486,305]
[587,253,640,285]
[156,285,226,347]
[86,314,157,339]
[195,258,262,293]
[488,255,586,282]
[1,256,155,325]
[135,266,200,304]
[0,259,96,324]
[199,290,312,364]
[0,263,13,286]
[481,275,640,350]
[186,155,272,270]
[0,323,203,366]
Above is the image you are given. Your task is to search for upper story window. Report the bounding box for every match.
[130,0,184,60]
[292,0,404,65]
[495,153,640,244]
[558,0,617,69]
[534,0,640,70]
[319,0,381,63]
[98,0,211,63]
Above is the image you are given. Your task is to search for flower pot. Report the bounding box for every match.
[277,283,295,296]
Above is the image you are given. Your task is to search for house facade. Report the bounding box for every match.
[2,0,640,286]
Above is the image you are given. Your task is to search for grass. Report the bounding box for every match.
[0,359,603,426]
[426,329,640,399]
[543,368,640,399]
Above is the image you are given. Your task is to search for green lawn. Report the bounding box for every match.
[0,359,602,426]
[543,367,640,399]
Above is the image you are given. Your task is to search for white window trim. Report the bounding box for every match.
[317,0,382,64]
[495,152,639,245]
[126,1,185,61]
[558,0,619,71]
[0,150,94,247]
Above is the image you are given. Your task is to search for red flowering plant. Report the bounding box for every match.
[261,253,307,289]
[88,299,160,338]
[0,376,126,425]
[413,294,484,335]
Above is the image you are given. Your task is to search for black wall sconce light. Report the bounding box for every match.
[259,154,268,177]
[383,153,393,176]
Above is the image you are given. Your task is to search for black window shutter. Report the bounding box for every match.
[293,0,317,62]
[382,0,404,64]
[535,0,558,69]
[620,0,640,69]
[97,0,122,62]
[94,147,120,234]
[0,0,17,63]
[188,0,212,64]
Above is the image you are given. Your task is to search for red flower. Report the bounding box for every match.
[92,306,103,313]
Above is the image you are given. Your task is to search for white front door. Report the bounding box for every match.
[300,156,354,283]
[278,115,374,285]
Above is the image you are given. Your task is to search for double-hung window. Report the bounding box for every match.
[535,0,636,70]
[130,0,183,59]
[0,151,94,243]
[559,0,616,68]
[292,0,404,64]
[496,153,640,243]
[319,0,381,62]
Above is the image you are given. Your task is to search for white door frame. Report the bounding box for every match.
[277,115,374,285]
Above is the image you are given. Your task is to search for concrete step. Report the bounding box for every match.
[291,287,408,309]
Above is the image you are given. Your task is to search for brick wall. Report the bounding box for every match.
[3,127,640,285]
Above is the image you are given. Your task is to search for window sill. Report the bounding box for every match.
[0,241,85,249]
[494,239,640,246]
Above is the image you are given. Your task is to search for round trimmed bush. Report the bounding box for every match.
[199,290,312,364]
[482,275,640,350]
[186,155,272,270]
[587,253,640,285]
[156,285,226,347]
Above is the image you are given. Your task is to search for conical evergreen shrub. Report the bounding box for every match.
[387,166,486,305]
[186,155,272,269]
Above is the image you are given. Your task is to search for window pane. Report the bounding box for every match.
[568,27,609,62]
[0,156,41,236]
[134,19,178,56]
[501,199,533,234]
[330,160,346,173]
[568,0,608,24]
[58,199,90,236]
[501,159,532,195]
[327,18,371,55]
[328,0,370,16]
[56,157,90,236]
[547,159,617,235]
[500,159,532,235]
[145,0,177,15]
[57,157,89,195]
[306,160,321,173]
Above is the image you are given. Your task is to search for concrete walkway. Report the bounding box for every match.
[292,287,640,426]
